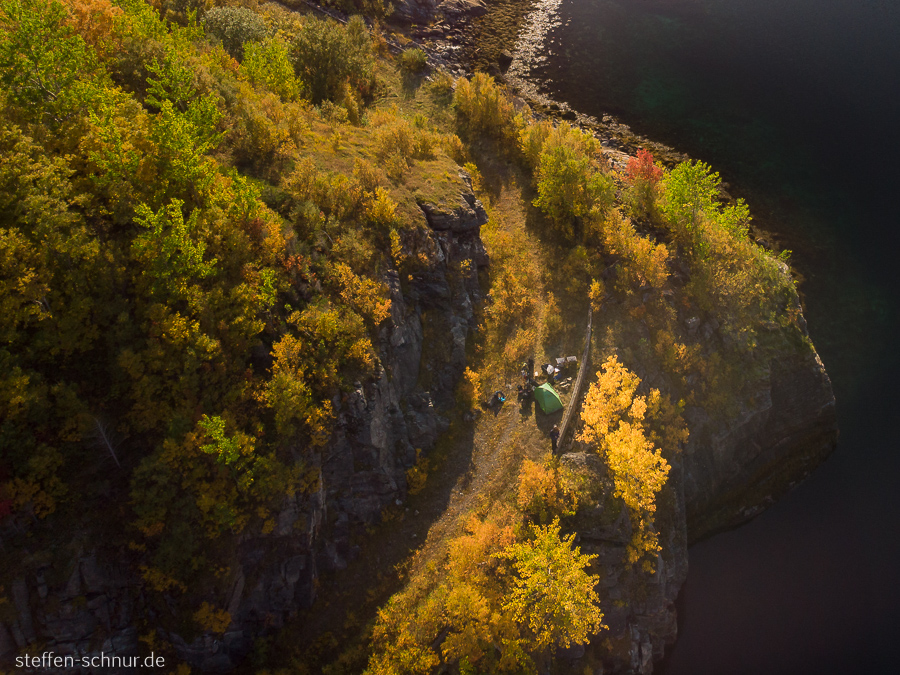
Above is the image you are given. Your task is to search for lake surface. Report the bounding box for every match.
[512,1,900,672]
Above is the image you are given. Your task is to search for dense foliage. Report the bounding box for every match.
[0,0,401,626]
[367,512,602,674]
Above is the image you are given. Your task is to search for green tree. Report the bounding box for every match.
[0,0,99,126]
[242,36,300,101]
[659,159,721,244]
[532,124,613,235]
[290,15,374,104]
[131,198,215,300]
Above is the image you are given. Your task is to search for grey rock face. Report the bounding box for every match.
[683,348,837,542]
[392,0,438,23]
[438,0,487,18]
[417,179,489,233]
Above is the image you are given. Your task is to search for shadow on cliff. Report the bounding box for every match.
[287,414,477,667]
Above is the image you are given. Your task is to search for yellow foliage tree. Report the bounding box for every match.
[602,210,671,290]
[193,602,232,634]
[579,355,686,567]
[334,262,392,326]
[497,518,604,653]
[516,458,577,524]
[367,511,604,673]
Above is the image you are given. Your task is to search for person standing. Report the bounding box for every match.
[550,424,560,452]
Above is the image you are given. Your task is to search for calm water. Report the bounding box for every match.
[516,1,900,672]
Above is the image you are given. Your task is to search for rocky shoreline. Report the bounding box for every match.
[395,0,691,165]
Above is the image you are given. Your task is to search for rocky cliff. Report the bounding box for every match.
[557,320,836,674]
[682,346,837,543]
[0,177,490,672]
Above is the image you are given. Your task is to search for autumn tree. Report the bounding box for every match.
[623,148,664,217]
[531,123,614,236]
[367,511,604,674]
[579,355,687,567]
[497,518,604,657]
[516,458,578,524]
[601,209,671,291]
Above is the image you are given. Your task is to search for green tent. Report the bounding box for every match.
[533,383,563,414]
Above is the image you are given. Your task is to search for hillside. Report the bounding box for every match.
[0,1,835,673]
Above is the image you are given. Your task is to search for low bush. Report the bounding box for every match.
[622,148,663,217]
[426,69,454,99]
[398,46,428,74]
[453,72,516,143]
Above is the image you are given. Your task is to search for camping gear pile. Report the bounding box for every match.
[516,354,578,413]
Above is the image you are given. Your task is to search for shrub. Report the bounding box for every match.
[426,69,454,99]
[516,459,577,524]
[282,158,368,224]
[337,81,362,125]
[518,117,552,169]
[405,448,429,495]
[532,124,614,235]
[456,367,482,409]
[226,87,292,172]
[353,158,386,193]
[453,72,515,141]
[318,99,350,124]
[623,149,663,217]
[290,14,374,104]
[366,187,399,229]
[242,36,300,101]
[202,6,267,61]
[374,118,414,161]
[398,46,427,74]
[441,132,467,164]
[383,154,407,184]
[602,210,670,290]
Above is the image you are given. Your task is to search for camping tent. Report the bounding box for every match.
[533,383,563,414]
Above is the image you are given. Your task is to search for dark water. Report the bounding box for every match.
[522,1,900,672]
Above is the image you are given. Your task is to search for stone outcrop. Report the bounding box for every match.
[392,0,438,23]
[393,0,487,24]
[0,186,490,672]
[559,329,835,674]
[682,348,837,542]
